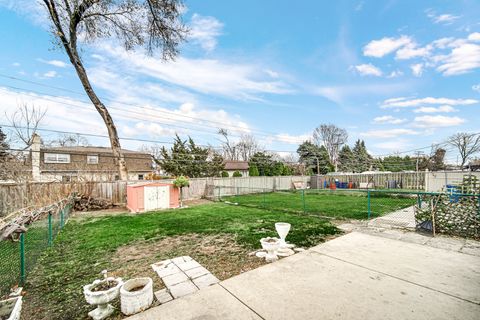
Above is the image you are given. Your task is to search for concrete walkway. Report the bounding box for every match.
[127,232,480,320]
[368,205,416,229]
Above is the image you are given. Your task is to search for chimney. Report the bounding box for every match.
[31,133,41,182]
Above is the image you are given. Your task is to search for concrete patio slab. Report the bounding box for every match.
[310,232,480,304]
[130,232,480,320]
[222,249,479,320]
[126,284,261,320]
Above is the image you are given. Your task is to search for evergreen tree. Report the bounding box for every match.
[338,145,355,172]
[249,164,260,176]
[296,141,332,174]
[157,134,224,177]
[352,140,372,172]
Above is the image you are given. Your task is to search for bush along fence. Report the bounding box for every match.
[0,195,74,297]
[415,192,479,238]
[211,186,479,238]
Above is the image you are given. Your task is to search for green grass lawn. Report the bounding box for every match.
[22,202,337,320]
[224,190,417,219]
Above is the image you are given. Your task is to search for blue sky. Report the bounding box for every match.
[0,0,479,163]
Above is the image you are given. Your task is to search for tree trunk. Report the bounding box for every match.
[68,56,128,180]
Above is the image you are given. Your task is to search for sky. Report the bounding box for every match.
[0,0,479,163]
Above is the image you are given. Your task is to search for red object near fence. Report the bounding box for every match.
[330,182,336,190]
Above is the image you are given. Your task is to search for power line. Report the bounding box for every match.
[0,73,282,137]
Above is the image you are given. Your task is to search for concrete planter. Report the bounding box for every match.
[0,296,22,320]
[83,277,123,320]
[260,237,280,262]
[120,277,153,316]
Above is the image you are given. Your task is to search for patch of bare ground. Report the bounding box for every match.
[111,233,266,292]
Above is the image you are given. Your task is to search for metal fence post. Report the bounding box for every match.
[263,188,266,209]
[20,233,25,286]
[60,208,64,229]
[48,212,53,246]
[367,190,371,219]
[302,189,306,214]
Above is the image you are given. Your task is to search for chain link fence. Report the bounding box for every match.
[211,186,479,238]
[0,200,73,297]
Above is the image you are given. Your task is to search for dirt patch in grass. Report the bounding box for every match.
[111,233,266,292]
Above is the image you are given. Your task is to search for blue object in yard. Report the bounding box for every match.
[324,180,328,189]
[446,185,460,203]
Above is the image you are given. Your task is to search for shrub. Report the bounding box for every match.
[249,165,259,176]
[232,171,242,177]
[221,171,229,177]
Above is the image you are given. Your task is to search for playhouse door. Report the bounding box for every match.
[156,186,170,209]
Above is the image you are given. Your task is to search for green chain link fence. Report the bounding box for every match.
[213,186,479,236]
[0,200,73,297]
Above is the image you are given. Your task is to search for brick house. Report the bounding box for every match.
[30,134,153,182]
[224,161,249,177]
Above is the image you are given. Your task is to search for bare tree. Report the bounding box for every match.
[448,132,480,170]
[42,0,188,180]
[6,103,46,149]
[312,124,348,172]
[218,129,238,161]
[48,133,90,147]
[237,134,261,161]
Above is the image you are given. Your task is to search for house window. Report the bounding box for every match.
[138,174,144,180]
[44,153,70,163]
[87,155,99,164]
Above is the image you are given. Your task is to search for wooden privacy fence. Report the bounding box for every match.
[0,176,310,217]
[0,181,127,217]
[310,172,426,190]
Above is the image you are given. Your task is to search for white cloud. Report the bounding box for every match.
[95,44,291,100]
[373,139,412,151]
[413,105,458,113]
[436,42,480,76]
[468,32,480,42]
[43,70,57,78]
[473,84,480,93]
[12,62,20,67]
[387,70,403,78]
[361,128,421,138]
[373,115,406,124]
[413,115,465,128]
[381,97,478,108]
[274,133,312,145]
[431,14,460,25]
[37,58,67,68]
[189,13,223,52]
[395,44,432,60]
[352,63,383,76]
[410,63,424,77]
[363,35,412,58]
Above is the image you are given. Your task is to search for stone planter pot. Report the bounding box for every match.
[275,222,291,247]
[0,296,22,320]
[83,277,123,320]
[260,237,280,262]
[120,277,153,316]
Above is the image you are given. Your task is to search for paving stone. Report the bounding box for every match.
[181,256,193,262]
[192,273,220,289]
[399,232,430,245]
[162,272,189,287]
[426,237,465,252]
[169,281,198,298]
[154,289,173,304]
[177,260,202,272]
[172,257,186,265]
[152,262,181,278]
[184,266,210,279]
[375,229,404,240]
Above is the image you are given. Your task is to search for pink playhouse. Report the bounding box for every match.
[126,182,180,213]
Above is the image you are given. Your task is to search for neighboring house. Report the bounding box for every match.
[224,161,249,177]
[469,160,480,171]
[30,134,153,182]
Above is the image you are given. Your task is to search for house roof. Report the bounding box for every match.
[224,161,249,170]
[40,146,151,157]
